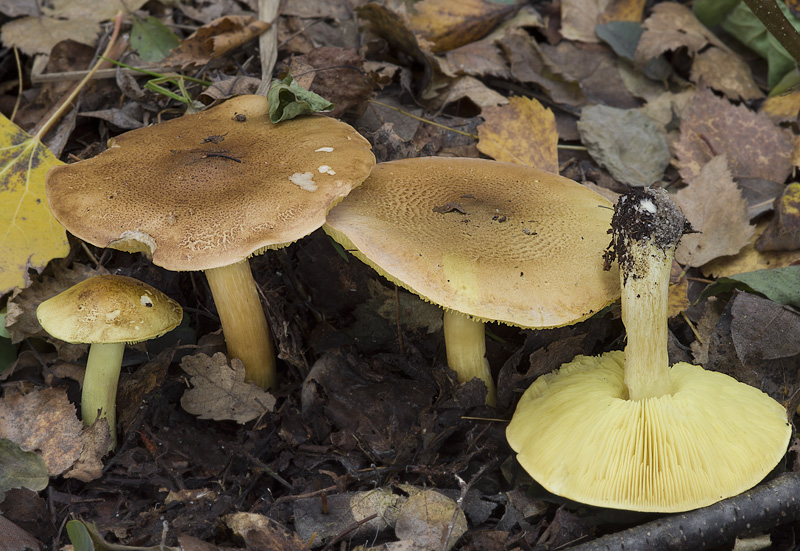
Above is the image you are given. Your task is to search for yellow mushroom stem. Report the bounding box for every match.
[621,239,673,401]
[82,342,124,449]
[205,259,276,389]
[443,310,497,406]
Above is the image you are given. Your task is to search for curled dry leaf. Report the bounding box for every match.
[635,2,728,64]
[180,352,275,424]
[477,96,558,173]
[163,15,271,68]
[407,0,516,53]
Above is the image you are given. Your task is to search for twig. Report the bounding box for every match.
[743,0,800,68]
[569,472,800,551]
[319,513,379,551]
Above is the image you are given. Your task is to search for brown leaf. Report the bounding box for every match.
[477,96,558,173]
[440,76,508,111]
[163,15,271,68]
[675,155,755,267]
[762,91,800,124]
[756,183,800,251]
[598,0,646,24]
[702,221,800,278]
[62,420,112,482]
[445,40,511,78]
[0,16,99,55]
[0,516,41,551]
[180,352,275,423]
[690,47,763,101]
[635,2,727,63]
[561,0,607,42]
[675,88,793,184]
[0,388,82,476]
[408,0,516,53]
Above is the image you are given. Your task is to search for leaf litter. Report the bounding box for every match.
[4,0,800,548]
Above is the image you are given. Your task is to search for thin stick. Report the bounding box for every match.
[10,47,22,122]
[743,0,800,68]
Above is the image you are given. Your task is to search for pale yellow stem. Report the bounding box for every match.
[205,260,276,389]
[82,342,124,449]
[443,310,497,406]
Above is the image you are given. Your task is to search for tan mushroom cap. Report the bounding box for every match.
[506,350,792,513]
[37,275,183,344]
[45,95,376,271]
[324,157,619,328]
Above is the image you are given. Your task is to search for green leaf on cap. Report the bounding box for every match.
[267,73,334,123]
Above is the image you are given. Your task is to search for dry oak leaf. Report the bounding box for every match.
[675,87,793,185]
[180,352,275,423]
[163,15,271,68]
[407,0,516,53]
[635,2,728,64]
[0,387,83,476]
[477,96,558,173]
[690,47,763,101]
[675,155,755,267]
[0,114,70,296]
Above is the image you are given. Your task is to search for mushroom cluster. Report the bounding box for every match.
[324,157,620,405]
[46,94,376,389]
[37,275,183,449]
[506,188,791,512]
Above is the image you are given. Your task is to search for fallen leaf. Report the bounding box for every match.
[0,438,48,499]
[598,0,646,24]
[699,265,800,309]
[756,182,800,251]
[367,280,443,334]
[731,292,800,372]
[690,47,763,101]
[163,15,271,68]
[43,0,148,24]
[675,87,793,185]
[577,105,669,186]
[62,420,112,482]
[0,515,40,551]
[0,15,99,55]
[130,15,181,63]
[440,76,508,111]
[180,352,276,423]
[395,490,467,551]
[477,96,558,173]
[445,40,510,79]
[561,0,610,42]
[225,512,309,550]
[636,2,727,65]
[737,177,784,220]
[0,114,70,296]
[0,388,83,476]
[762,91,800,124]
[408,0,516,53]
[675,155,755,267]
[702,221,800,278]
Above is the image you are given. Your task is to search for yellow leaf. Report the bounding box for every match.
[477,96,559,173]
[0,114,69,295]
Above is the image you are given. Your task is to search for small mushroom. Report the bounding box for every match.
[37,275,183,449]
[506,188,791,512]
[46,95,376,389]
[324,157,620,406]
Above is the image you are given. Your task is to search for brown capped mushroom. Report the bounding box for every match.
[37,275,183,449]
[506,188,791,512]
[46,95,376,389]
[324,157,620,405]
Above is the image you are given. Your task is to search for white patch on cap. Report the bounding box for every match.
[315,147,334,152]
[289,172,318,191]
[639,198,657,214]
[106,309,121,322]
[318,165,336,175]
[141,295,154,308]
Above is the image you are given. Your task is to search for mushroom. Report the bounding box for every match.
[506,188,791,512]
[37,274,183,449]
[46,95,375,389]
[324,157,620,406]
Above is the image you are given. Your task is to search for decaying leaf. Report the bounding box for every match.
[0,114,70,296]
[598,0,647,24]
[407,0,516,53]
[0,15,99,55]
[675,155,754,267]
[756,182,800,251]
[180,352,276,423]
[0,438,49,499]
[702,221,800,278]
[675,87,793,185]
[163,15,271,68]
[762,91,800,124]
[477,96,559,173]
[561,0,610,43]
[690,47,763,101]
[635,2,727,64]
[0,387,83,476]
[62,420,112,482]
[577,105,669,187]
[395,490,467,551]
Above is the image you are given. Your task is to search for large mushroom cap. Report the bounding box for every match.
[506,350,792,513]
[37,274,183,344]
[46,95,376,271]
[324,157,619,328]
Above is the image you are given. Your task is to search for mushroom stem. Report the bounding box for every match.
[443,310,497,406]
[82,342,124,449]
[205,260,277,389]
[613,188,687,401]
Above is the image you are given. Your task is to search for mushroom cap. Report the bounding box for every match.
[37,275,183,344]
[46,95,376,271]
[506,350,792,513]
[324,157,619,328]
